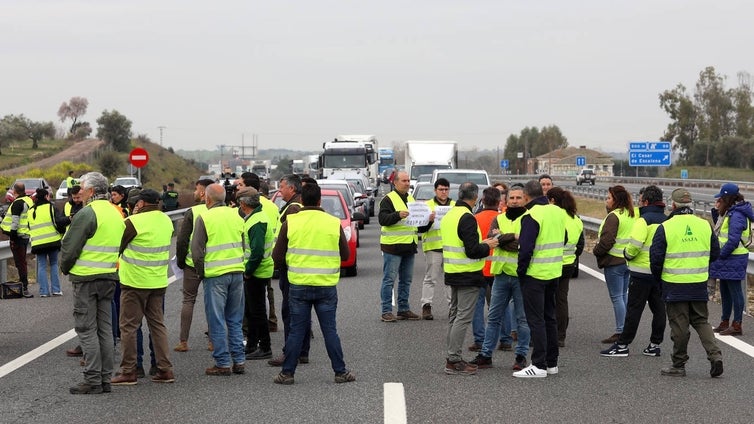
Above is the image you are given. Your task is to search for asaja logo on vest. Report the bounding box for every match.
[681,225,698,242]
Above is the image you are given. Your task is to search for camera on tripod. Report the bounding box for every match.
[220,171,237,204]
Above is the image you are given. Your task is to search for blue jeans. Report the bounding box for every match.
[282,285,347,375]
[719,279,745,323]
[481,274,530,358]
[604,263,630,333]
[501,303,514,344]
[472,285,487,344]
[204,272,245,368]
[36,249,60,296]
[380,252,415,313]
[280,269,310,356]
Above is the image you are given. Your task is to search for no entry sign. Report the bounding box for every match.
[129,147,149,168]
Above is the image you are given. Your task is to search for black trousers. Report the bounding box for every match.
[520,275,559,369]
[618,272,666,345]
[556,264,575,342]
[244,276,272,352]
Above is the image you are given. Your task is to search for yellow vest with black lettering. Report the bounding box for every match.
[120,210,173,289]
[660,214,712,283]
[69,200,125,277]
[28,203,62,248]
[243,208,275,278]
[1,195,34,236]
[718,215,750,255]
[441,205,484,274]
[625,218,660,274]
[286,209,342,286]
[202,206,245,278]
[422,198,455,252]
[489,213,522,277]
[563,213,584,266]
[525,204,565,280]
[380,191,418,245]
[184,204,208,268]
[598,208,636,258]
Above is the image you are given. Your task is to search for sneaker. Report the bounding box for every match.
[444,360,477,375]
[600,342,629,357]
[273,372,295,385]
[174,341,189,352]
[111,372,138,386]
[498,342,513,351]
[232,363,245,375]
[22,290,33,298]
[422,304,433,320]
[546,366,559,375]
[246,349,273,360]
[69,382,103,395]
[381,312,397,322]
[205,366,232,376]
[151,370,175,383]
[468,343,482,352]
[52,292,63,296]
[660,366,686,377]
[396,310,421,320]
[469,354,492,369]
[40,294,49,298]
[135,366,146,378]
[512,355,527,371]
[334,371,356,383]
[601,333,621,344]
[642,344,661,357]
[513,364,547,378]
[710,360,724,378]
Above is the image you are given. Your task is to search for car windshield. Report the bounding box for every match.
[435,172,488,185]
[412,185,435,201]
[18,179,44,189]
[114,178,138,185]
[320,194,346,219]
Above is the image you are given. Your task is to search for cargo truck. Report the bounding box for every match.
[404,140,458,188]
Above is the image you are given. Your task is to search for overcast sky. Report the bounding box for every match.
[3,1,753,155]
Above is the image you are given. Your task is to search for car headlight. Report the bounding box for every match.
[343,225,352,242]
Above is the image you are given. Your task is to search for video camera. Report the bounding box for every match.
[220,172,237,204]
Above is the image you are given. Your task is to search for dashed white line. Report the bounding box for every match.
[384,382,407,424]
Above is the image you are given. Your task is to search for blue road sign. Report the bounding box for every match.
[500,159,509,169]
[629,151,671,166]
[576,156,586,166]
[681,169,688,179]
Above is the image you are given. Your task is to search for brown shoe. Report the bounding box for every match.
[422,304,433,320]
[468,343,482,352]
[174,341,189,352]
[396,310,421,320]
[601,333,621,344]
[151,370,175,383]
[498,342,512,351]
[207,341,214,351]
[720,321,742,336]
[66,346,83,357]
[267,354,285,367]
[713,320,730,333]
[205,366,231,376]
[232,364,245,375]
[444,359,477,375]
[380,312,397,322]
[111,372,137,386]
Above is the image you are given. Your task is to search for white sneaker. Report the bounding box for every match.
[512,364,547,378]
[547,366,559,375]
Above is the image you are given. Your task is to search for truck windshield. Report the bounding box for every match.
[411,165,450,180]
[436,172,488,185]
[323,154,366,168]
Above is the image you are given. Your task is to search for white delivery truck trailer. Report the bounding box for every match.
[404,140,458,188]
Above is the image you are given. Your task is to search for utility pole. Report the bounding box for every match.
[158,126,166,146]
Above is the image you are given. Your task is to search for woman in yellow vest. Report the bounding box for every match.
[593,185,636,344]
[28,188,69,297]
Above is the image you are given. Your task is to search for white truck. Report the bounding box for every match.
[251,160,272,181]
[320,135,380,186]
[305,154,320,178]
[404,140,458,188]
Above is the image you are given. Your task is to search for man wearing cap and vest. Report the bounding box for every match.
[379,171,421,322]
[417,177,454,320]
[192,183,246,376]
[61,172,126,394]
[174,178,214,353]
[1,182,35,297]
[651,188,723,378]
[271,183,354,385]
[111,189,175,385]
[513,179,566,378]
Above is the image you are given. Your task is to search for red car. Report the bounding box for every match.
[5,178,53,204]
[271,189,362,276]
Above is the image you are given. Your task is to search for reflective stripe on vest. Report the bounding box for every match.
[626,217,660,274]
[243,208,275,278]
[260,196,280,236]
[202,206,245,278]
[28,204,62,247]
[489,213,522,277]
[563,213,584,266]
[380,191,418,245]
[119,210,173,289]
[718,215,750,255]
[525,204,565,280]
[598,208,636,258]
[286,210,342,286]
[441,206,484,273]
[69,200,126,276]
[660,214,712,283]
[185,204,208,268]
[421,198,455,251]
[1,196,34,235]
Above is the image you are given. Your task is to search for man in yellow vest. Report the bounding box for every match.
[192,183,246,376]
[650,188,723,378]
[236,186,275,360]
[441,182,499,375]
[418,178,453,320]
[1,182,34,297]
[61,172,126,394]
[174,178,214,352]
[379,171,420,322]
[271,183,353,385]
[513,179,566,378]
[111,189,175,385]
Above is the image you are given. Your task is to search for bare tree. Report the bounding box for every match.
[58,96,89,135]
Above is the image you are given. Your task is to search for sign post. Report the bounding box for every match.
[129,147,149,186]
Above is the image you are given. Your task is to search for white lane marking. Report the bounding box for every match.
[0,275,178,379]
[578,262,754,358]
[384,382,407,424]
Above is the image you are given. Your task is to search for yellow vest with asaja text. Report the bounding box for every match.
[661,214,712,283]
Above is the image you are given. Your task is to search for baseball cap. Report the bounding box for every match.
[671,188,692,203]
[126,188,142,206]
[131,188,160,205]
[235,186,258,199]
[714,183,739,198]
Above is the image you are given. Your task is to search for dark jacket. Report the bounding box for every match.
[444,202,491,287]
[709,201,754,281]
[650,207,720,302]
[378,190,417,256]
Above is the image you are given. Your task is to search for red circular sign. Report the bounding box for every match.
[129,147,149,168]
